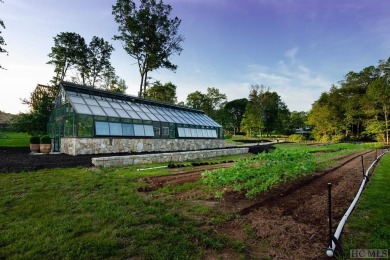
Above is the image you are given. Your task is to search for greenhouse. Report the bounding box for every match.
[48,82,224,155]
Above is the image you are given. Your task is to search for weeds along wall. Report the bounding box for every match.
[61,138,225,155]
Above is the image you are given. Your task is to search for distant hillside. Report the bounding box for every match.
[0,111,15,124]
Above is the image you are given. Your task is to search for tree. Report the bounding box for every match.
[0,0,8,69]
[12,87,54,135]
[223,98,248,134]
[367,77,390,144]
[85,36,115,87]
[186,88,227,121]
[112,0,184,97]
[100,70,128,94]
[47,32,87,87]
[241,85,290,137]
[144,81,177,103]
[289,111,308,132]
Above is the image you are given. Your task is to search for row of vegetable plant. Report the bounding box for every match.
[201,149,316,198]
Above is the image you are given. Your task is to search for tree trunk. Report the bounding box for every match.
[139,73,144,97]
[143,70,148,98]
[385,107,389,144]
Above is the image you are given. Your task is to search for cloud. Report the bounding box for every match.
[240,48,332,111]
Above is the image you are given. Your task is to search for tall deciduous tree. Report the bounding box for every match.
[223,98,248,134]
[85,36,115,87]
[241,85,290,137]
[367,77,390,144]
[47,32,87,87]
[186,88,227,120]
[145,81,177,103]
[112,0,184,97]
[0,0,8,69]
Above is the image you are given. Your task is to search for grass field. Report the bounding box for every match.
[0,166,235,259]
[341,152,390,257]
[0,131,30,147]
[0,142,387,258]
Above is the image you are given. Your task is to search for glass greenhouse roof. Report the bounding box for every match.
[62,82,221,128]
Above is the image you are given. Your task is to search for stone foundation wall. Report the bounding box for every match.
[92,148,249,167]
[61,138,225,155]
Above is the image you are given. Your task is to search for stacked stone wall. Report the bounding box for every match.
[61,138,225,156]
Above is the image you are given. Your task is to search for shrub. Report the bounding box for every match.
[224,133,233,139]
[288,134,305,142]
[40,135,51,144]
[29,136,40,144]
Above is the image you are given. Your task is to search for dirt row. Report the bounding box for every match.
[141,149,379,259]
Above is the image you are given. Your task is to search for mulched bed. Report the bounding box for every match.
[0,144,273,173]
[0,147,97,173]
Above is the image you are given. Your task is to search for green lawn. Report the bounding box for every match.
[0,166,242,259]
[0,131,30,147]
[341,152,390,256]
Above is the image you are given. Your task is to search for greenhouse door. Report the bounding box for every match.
[52,121,63,152]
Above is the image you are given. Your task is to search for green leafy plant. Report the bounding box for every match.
[202,150,316,198]
[40,135,51,144]
[29,136,40,144]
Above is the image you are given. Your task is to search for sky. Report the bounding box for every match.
[1,0,389,115]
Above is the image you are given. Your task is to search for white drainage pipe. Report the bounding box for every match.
[326,149,388,257]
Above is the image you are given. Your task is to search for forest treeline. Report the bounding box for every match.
[307,58,390,143]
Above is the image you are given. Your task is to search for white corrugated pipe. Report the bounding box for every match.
[326,149,388,257]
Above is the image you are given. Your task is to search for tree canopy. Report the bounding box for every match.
[47,32,118,91]
[241,85,290,136]
[112,0,184,97]
[307,57,390,143]
[144,81,177,103]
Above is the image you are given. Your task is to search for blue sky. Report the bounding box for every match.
[1,0,389,114]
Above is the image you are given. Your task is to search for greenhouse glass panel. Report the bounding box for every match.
[139,105,151,113]
[84,98,99,106]
[89,105,106,116]
[109,122,122,136]
[128,102,142,111]
[211,130,217,138]
[184,128,191,137]
[69,96,85,104]
[97,100,111,108]
[134,124,145,136]
[190,128,198,137]
[145,113,159,121]
[107,101,122,109]
[120,103,132,111]
[197,128,203,137]
[136,112,151,120]
[116,109,131,118]
[126,110,141,120]
[178,127,185,137]
[67,91,77,96]
[73,103,92,114]
[144,125,154,136]
[122,124,134,136]
[95,121,110,135]
[102,107,119,117]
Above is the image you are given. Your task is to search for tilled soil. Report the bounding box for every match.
[142,149,379,259]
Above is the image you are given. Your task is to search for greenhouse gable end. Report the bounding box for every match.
[48,82,224,155]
